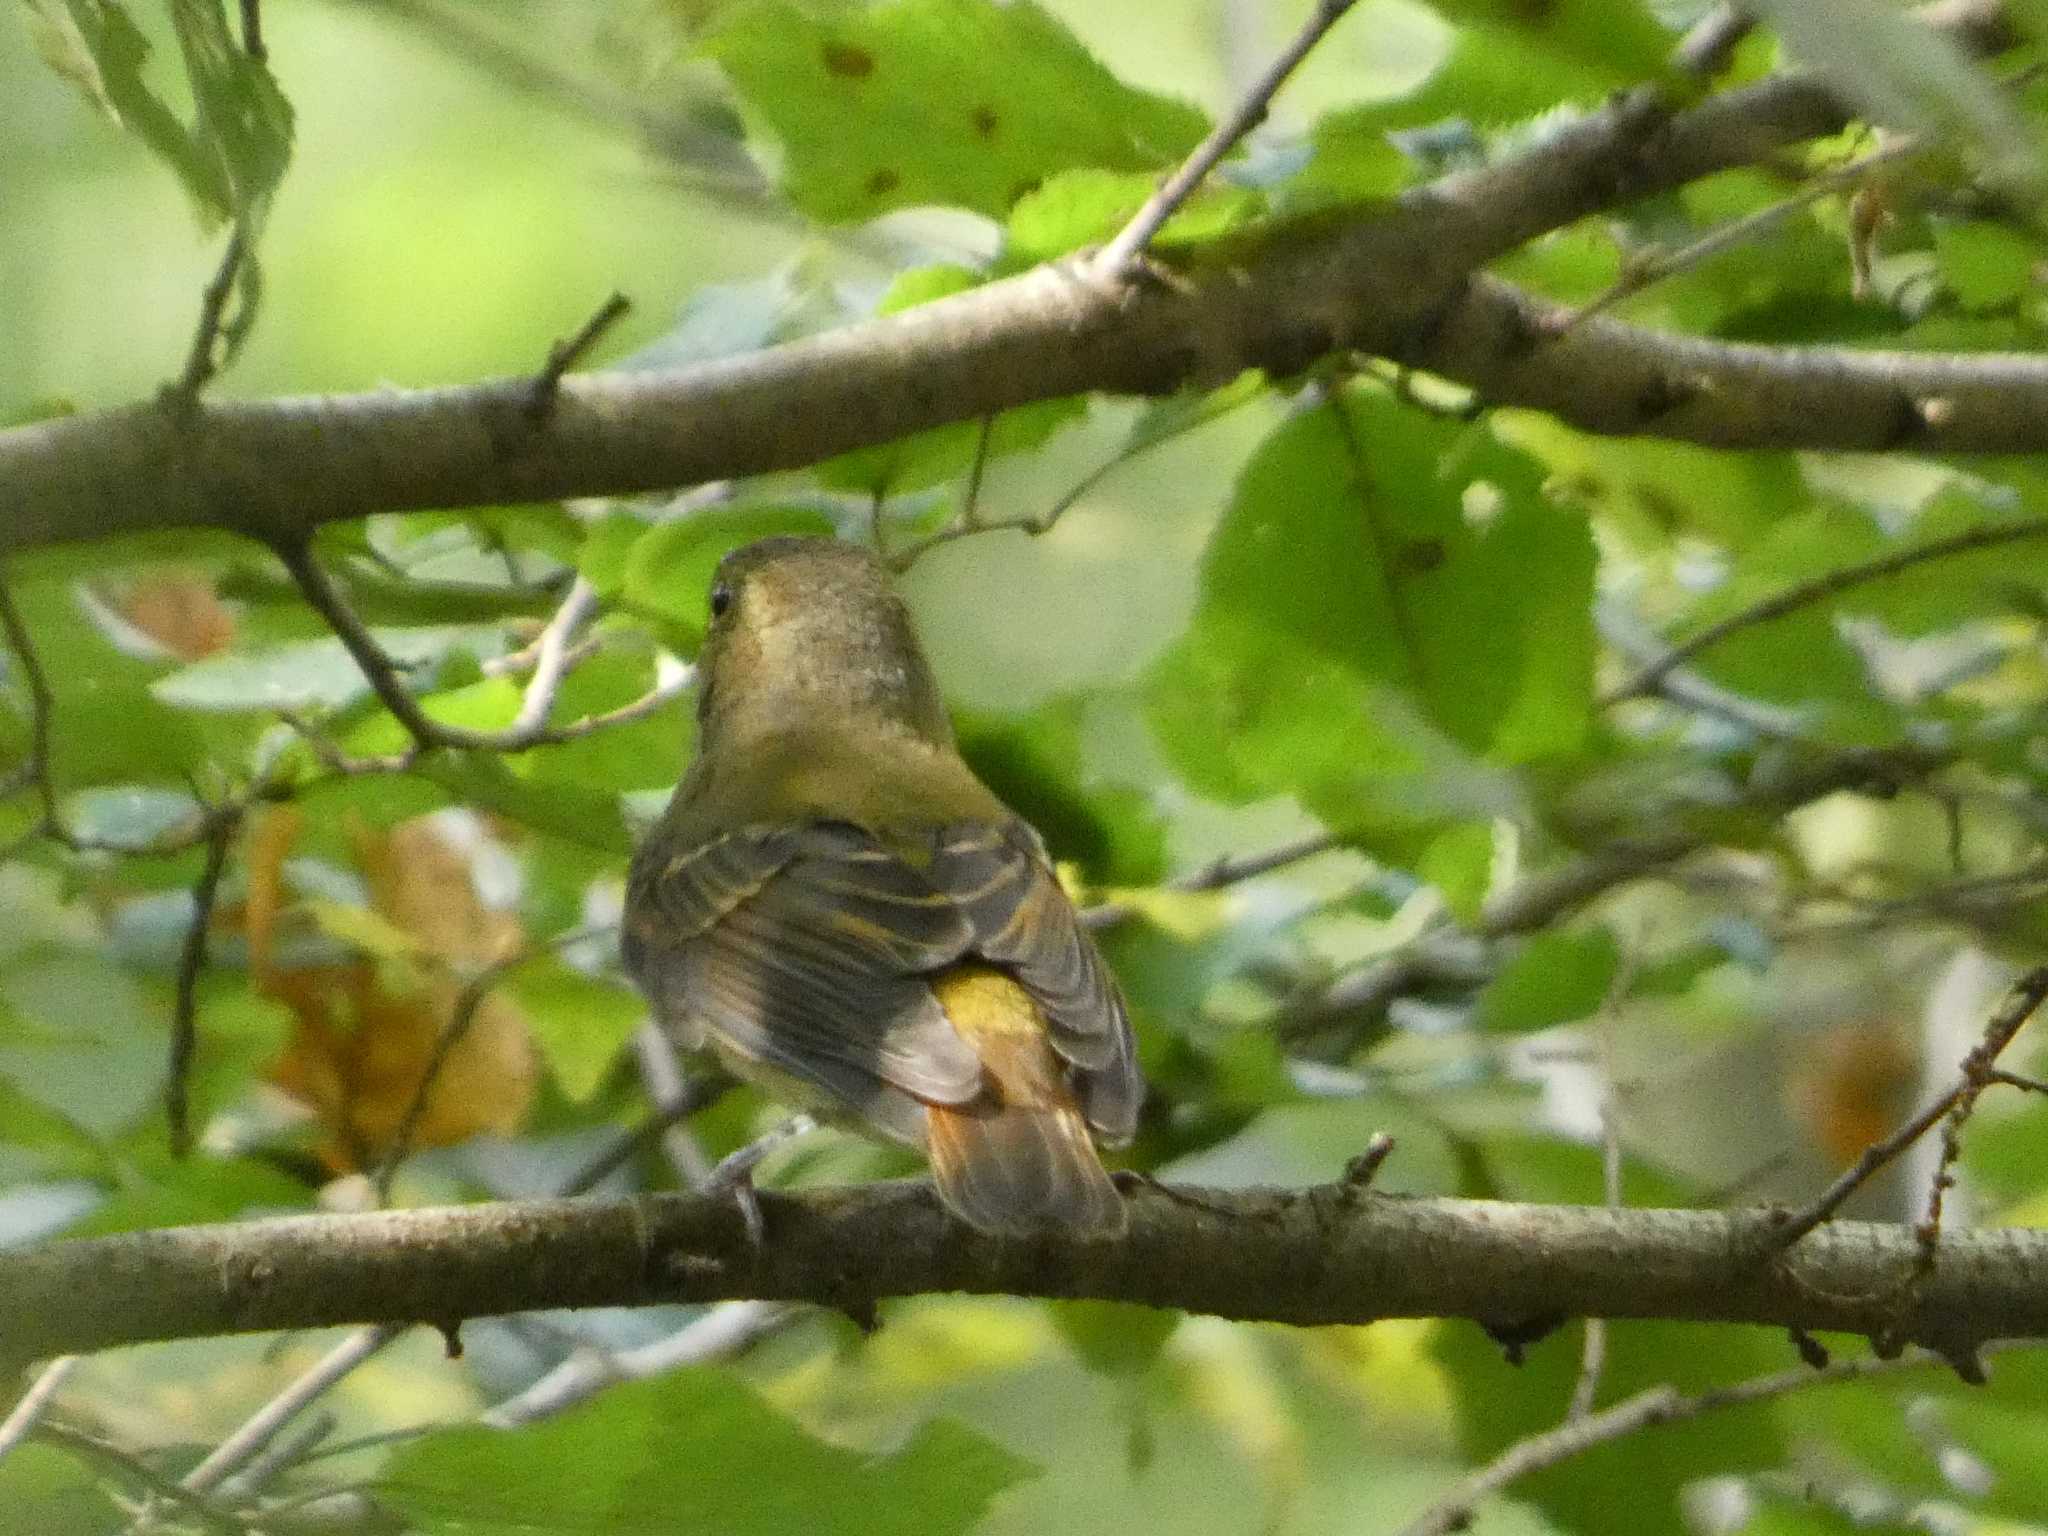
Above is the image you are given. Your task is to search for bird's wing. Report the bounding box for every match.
[927,820,1143,1145]
[628,821,986,1132]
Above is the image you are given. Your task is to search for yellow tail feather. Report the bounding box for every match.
[926,967,1126,1238]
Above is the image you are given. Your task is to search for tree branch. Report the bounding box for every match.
[1397,1343,2029,1536]
[9,1174,2048,1368]
[1095,0,1361,272]
[1606,516,2048,703]
[0,3,2028,559]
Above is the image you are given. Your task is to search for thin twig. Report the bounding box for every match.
[1554,133,1927,334]
[560,1069,735,1197]
[1988,1068,2048,1095]
[1606,520,2048,705]
[499,577,599,735]
[1673,3,1753,76]
[181,1326,401,1497]
[1396,1343,2032,1536]
[482,1301,796,1428]
[37,1426,248,1536]
[276,539,453,753]
[165,226,252,409]
[372,923,616,1203]
[370,957,525,1205]
[1912,965,2048,1318]
[215,1410,333,1501]
[277,541,690,754]
[238,0,265,60]
[1560,137,1920,332]
[1567,950,1634,1420]
[167,809,240,1157]
[1094,0,1361,272]
[628,1022,714,1188]
[0,1356,78,1464]
[0,570,57,842]
[1769,965,2048,1250]
[527,293,632,422]
[890,382,1261,571]
[1082,830,1342,929]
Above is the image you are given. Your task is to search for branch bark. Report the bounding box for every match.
[6,1178,2046,1368]
[0,1,2028,557]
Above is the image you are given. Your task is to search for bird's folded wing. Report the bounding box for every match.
[927,821,1143,1144]
[633,822,985,1117]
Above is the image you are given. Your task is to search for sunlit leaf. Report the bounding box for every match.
[703,0,1206,220]
[382,1368,1037,1536]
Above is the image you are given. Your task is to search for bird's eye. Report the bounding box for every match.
[708,580,733,620]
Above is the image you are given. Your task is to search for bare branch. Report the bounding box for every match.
[0,570,58,845]
[482,1301,796,1428]
[1553,132,1928,334]
[1674,3,1754,76]
[181,1326,401,1497]
[1769,964,2048,1250]
[167,810,240,1157]
[0,3,2027,562]
[164,226,253,410]
[1293,746,1949,1042]
[0,1356,78,1464]
[1397,1343,2033,1536]
[1607,516,2048,705]
[1082,830,1342,930]
[16,1170,2048,1368]
[277,543,688,756]
[1095,0,1362,273]
[527,294,632,423]
[238,0,264,60]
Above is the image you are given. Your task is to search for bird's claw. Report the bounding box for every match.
[700,1114,817,1248]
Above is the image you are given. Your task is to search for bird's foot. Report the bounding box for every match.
[700,1114,818,1246]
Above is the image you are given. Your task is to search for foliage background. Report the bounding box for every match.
[9,1,2048,1533]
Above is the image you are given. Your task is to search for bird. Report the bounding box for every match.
[620,536,1141,1237]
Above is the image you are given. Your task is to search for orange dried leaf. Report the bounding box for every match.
[116,569,236,660]
[264,816,537,1170]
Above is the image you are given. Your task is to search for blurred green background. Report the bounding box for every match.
[10,2,2048,1533]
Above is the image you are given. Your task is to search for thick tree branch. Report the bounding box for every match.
[0,4,2029,558]
[7,1176,2048,1368]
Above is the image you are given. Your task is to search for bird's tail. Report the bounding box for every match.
[925,966,1126,1238]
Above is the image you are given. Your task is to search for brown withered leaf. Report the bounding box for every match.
[113,569,236,660]
[252,809,538,1171]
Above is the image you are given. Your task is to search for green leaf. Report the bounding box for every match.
[1474,928,1618,1033]
[152,626,502,712]
[1431,1315,1788,1535]
[955,692,1167,886]
[417,755,633,856]
[1003,168,1262,268]
[1418,820,1496,924]
[1146,387,1591,840]
[0,1073,110,1179]
[1745,0,2044,193]
[0,1442,112,1536]
[1933,218,2046,310]
[22,0,228,217]
[703,0,1206,221]
[165,0,294,219]
[1304,0,1674,170]
[509,957,643,1101]
[381,1368,1037,1536]
[1050,1300,1181,1378]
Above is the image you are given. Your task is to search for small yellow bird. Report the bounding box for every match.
[621,537,1140,1236]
